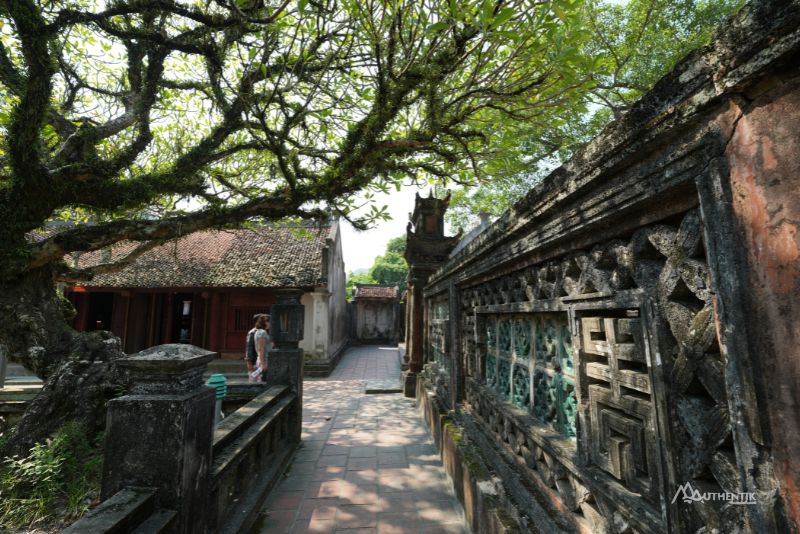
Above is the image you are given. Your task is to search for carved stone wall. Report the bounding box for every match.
[418,2,800,532]
[424,297,451,403]
[425,211,770,532]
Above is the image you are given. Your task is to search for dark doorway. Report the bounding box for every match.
[87,292,114,331]
[172,293,195,343]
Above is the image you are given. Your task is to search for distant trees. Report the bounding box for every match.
[347,235,407,300]
[346,270,376,301]
[369,236,407,294]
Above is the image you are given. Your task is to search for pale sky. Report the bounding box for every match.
[340,183,435,273]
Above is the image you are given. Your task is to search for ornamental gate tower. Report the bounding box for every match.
[401,191,459,397]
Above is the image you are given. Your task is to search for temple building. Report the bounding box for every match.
[63,222,348,370]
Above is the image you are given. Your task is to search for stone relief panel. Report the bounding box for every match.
[580,313,658,501]
[484,313,577,439]
[632,210,741,531]
[426,297,451,403]
[451,209,743,533]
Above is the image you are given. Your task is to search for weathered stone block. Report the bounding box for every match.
[102,344,215,534]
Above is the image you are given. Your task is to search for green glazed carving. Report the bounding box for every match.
[512,363,531,410]
[513,318,532,359]
[498,358,512,400]
[498,319,512,354]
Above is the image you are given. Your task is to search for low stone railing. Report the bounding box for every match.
[61,487,174,533]
[208,385,298,533]
[62,343,303,534]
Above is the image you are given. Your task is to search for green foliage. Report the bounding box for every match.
[346,270,376,301]
[369,236,408,295]
[385,236,406,256]
[0,422,103,530]
[346,235,409,300]
[446,0,745,228]
[0,0,607,280]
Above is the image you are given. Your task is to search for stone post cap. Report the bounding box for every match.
[119,344,217,395]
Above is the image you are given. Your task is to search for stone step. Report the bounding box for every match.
[364,379,403,394]
[0,386,40,402]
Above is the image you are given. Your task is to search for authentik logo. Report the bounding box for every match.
[672,482,704,504]
[671,482,756,506]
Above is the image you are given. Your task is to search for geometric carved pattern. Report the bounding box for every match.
[532,314,576,438]
[513,318,531,360]
[560,322,575,375]
[582,313,657,500]
[468,380,605,533]
[512,363,531,410]
[533,369,577,438]
[427,298,451,403]
[462,310,477,378]
[582,316,649,396]
[462,209,737,532]
[486,353,498,389]
[430,319,449,372]
[498,319,512,355]
[497,358,512,401]
[486,317,497,352]
[631,209,739,530]
[533,368,553,422]
[485,313,576,439]
[534,316,558,367]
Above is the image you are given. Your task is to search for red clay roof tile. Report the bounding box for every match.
[68,227,329,289]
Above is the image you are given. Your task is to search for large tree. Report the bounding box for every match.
[368,235,407,293]
[0,0,596,453]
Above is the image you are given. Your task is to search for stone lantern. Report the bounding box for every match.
[264,289,305,441]
[270,289,305,347]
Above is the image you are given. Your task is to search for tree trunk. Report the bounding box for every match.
[0,268,129,457]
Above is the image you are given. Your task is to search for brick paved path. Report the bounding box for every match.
[258,345,469,534]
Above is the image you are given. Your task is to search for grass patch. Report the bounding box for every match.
[0,422,103,531]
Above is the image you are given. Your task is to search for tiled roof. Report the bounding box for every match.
[69,227,330,289]
[354,284,399,299]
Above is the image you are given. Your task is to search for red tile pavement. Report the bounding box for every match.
[257,346,468,533]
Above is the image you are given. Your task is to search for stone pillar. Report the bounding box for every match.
[403,277,428,392]
[265,289,305,442]
[402,294,411,371]
[101,344,216,534]
[311,290,330,357]
[401,191,460,397]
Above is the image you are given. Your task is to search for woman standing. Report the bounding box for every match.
[245,314,271,383]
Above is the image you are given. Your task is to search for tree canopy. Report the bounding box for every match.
[0,0,745,456]
[368,235,407,293]
[0,0,598,284]
[1,0,599,453]
[445,0,745,230]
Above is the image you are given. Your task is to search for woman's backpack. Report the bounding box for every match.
[246,329,258,361]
